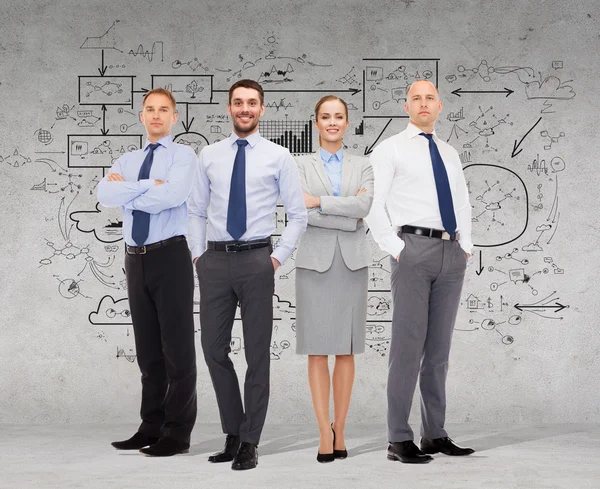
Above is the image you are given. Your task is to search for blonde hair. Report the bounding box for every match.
[314,95,349,147]
[142,88,177,110]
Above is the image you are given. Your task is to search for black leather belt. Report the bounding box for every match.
[207,238,271,252]
[125,235,186,255]
[400,225,459,241]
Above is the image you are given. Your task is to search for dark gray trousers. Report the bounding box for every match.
[387,232,467,443]
[125,238,197,444]
[196,245,275,445]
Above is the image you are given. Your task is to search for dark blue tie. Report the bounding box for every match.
[131,142,160,246]
[227,139,249,240]
[420,133,457,235]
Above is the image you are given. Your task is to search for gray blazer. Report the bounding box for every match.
[294,151,374,272]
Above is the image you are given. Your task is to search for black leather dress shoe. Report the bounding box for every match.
[111,432,159,450]
[231,442,258,470]
[420,437,475,456]
[208,434,240,463]
[387,441,433,464]
[139,437,189,457]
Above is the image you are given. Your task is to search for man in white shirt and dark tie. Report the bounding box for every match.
[188,79,307,470]
[366,80,475,464]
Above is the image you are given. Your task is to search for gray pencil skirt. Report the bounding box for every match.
[295,243,368,355]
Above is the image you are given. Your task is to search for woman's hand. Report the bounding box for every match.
[303,192,321,209]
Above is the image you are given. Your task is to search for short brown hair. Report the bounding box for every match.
[142,88,177,110]
[228,79,264,105]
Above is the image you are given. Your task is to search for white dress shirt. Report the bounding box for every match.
[365,122,472,257]
[188,131,307,264]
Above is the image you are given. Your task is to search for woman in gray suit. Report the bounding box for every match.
[295,96,374,462]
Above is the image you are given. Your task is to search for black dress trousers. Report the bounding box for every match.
[124,238,197,444]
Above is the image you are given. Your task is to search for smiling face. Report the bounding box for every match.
[404,80,443,133]
[140,93,178,141]
[228,87,265,138]
[314,98,349,147]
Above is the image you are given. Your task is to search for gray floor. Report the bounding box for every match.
[1,423,598,489]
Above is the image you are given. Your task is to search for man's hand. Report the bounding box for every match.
[356,187,366,196]
[396,253,401,262]
[155,180,165,186]
[193,257,199,264]
[466,253,471,261]
[303,192,320,209]
[107,173,124,182]
[271,257,281,272]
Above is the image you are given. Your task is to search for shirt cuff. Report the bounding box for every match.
[270,248,288,266]
[191,244,204,261]
[386,237,405,260]
[459,240,473,255]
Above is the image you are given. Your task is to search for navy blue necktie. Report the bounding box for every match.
[131,142,160,246]
[227,139,249,240]
[420,133,457,235]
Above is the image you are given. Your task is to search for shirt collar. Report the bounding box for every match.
[144,135,172,151]
[320,147,344,163]
[229,130,261,148]
[406,122,438,141]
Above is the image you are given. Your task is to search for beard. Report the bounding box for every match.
[232,116,259,137]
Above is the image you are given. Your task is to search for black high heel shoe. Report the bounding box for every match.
[316,426,335,463]
[331,423,348,459]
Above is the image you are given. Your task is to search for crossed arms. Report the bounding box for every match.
[97,149,196,214]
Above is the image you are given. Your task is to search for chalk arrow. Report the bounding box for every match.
[514,302,567,313]
[511,116,542,158]
[451,87,514,97]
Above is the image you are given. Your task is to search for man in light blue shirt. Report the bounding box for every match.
[188,79,307,470]
[98,88,197,457]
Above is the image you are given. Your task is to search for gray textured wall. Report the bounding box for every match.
[1,0,599,426]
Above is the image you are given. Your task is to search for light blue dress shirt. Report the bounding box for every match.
[188,131,307,264]
[320,147,344,196]
[97,135,197,246]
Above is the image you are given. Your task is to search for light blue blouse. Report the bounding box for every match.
[320,147,344,196]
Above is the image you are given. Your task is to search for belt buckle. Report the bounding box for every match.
[225,243,238,253]
[441,232,450,241]
[139,245,147,254]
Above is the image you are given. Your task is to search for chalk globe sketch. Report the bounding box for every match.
[39,130,51,143]
[35,129,53,144]
[464,164,528,247]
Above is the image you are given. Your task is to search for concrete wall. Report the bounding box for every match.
[1,0,599,426]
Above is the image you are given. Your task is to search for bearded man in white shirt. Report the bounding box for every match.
[366,80,475,464]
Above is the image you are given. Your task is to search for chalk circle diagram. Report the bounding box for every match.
[464,164,528,247]
[59,279,83,299]
[173,131,210,157]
